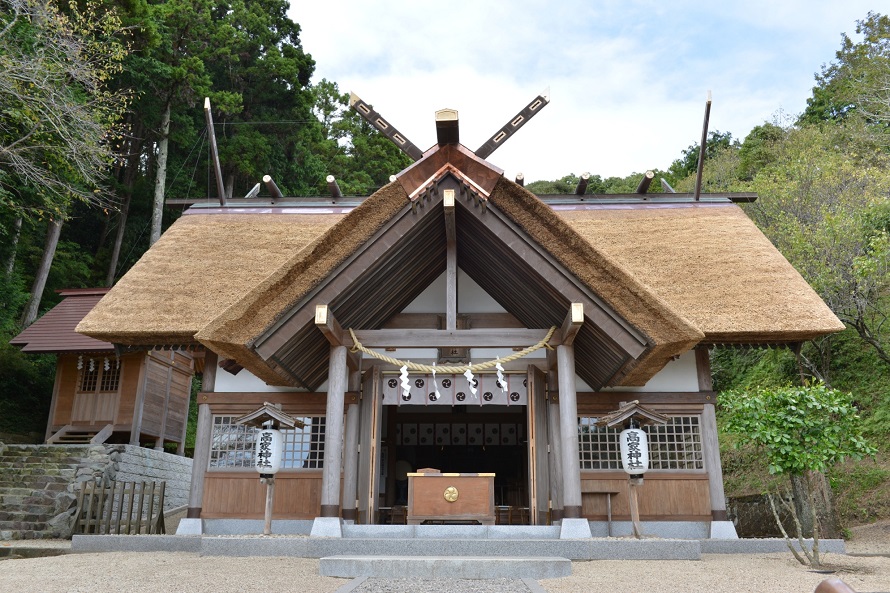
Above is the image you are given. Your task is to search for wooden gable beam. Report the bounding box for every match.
[349,92,424,161]
[475,88,550,160]
[560,303,584,347]
[350,328,561,348]
[315,305,360,370]
[444,189,457,331]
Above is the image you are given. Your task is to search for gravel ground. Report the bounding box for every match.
[0,523,887,593]
[1,550,887,593]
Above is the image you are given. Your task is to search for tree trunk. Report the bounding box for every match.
[790,471,840,539]
[150,102,171,246]
[106,136,140,287]
[106,190,131,287]
[20,214,64,327]
[4,215,22,277]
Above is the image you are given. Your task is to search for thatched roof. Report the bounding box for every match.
[76,212,342,346]
[196,182,410,364]
[555,203,844,343]
[484,178,703,385]
[77,174,842,389]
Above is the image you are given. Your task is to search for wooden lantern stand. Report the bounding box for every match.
[595,400,669,539]
[234,403,305,536]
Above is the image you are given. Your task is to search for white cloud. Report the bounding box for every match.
[291,0,878,181]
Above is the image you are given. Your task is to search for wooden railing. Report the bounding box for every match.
[74,478,166,535]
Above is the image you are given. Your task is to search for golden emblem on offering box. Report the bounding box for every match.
[443,486,459,502]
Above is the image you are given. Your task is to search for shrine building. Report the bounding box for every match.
[76,92,843,538]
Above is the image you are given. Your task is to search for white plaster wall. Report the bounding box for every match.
[402,269,505,314]
[602,350,699,393]
[214,367,304,393]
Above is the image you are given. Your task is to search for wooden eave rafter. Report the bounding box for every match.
[250,174,650,391]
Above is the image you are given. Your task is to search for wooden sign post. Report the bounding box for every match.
[234,403,304,536]
[596,400,669,539]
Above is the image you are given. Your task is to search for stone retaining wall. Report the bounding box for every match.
[112,446,192,510]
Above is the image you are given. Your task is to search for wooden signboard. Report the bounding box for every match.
[407,472,495,525]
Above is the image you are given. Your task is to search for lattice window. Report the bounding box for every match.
[80,366,99,392]
[78,357,119,393]
[209,415,326,470]
[578,418,622,470]
[577,415,703,471]
[646,416,703,470]
[99,364,120,392]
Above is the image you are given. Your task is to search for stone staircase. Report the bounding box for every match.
[0,444,90,540]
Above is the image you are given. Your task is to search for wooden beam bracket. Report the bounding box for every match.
[560,303,584,347]
[315,305,348,347]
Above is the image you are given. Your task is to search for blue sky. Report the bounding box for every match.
[290,1,879,182]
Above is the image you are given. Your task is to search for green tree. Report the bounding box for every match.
[664,130,735,185]
[0,0,128,217]
[745,122,890,371]
[721,384,875,564]
[0,0,130,325]
[800,11,890,127]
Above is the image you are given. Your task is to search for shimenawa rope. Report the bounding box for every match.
[347,326,557,374]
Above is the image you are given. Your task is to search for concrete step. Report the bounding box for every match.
[318,555,572,579]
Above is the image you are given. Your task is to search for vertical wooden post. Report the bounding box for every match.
[341,366,362,522]
[696,347,729,521]
[556,344,583,519]
[528,365,550,524]
[628,477,643,538]
[45,358,64,442]
[320,345,347,517]
[357,367,382,524]
[701,404,728,519]
[263,477,274,535]
[444,189,457,331]
[546,348,564,521]
[154,363,173,451]
[186,350,217,518]
[130,353,149,446]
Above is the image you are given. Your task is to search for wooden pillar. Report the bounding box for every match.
[187,350,217,518]
[557,344,583,518]
[320,345,347,517]
[341,366,362,521]
[546,348,564,521]
[444,189,457,331]
[696,347,728,520]
[130,353,149,446]
[45,358,64,442]
[702,404,728,520]
[154,363,173,451]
